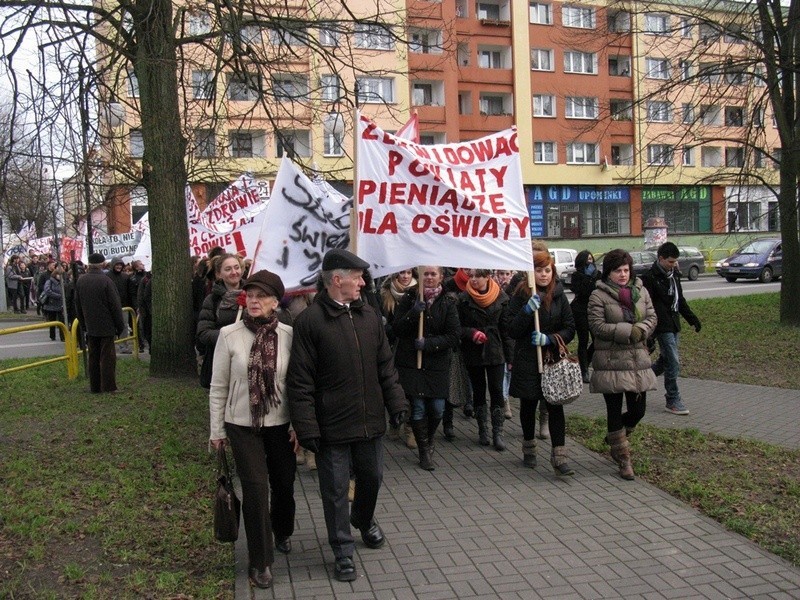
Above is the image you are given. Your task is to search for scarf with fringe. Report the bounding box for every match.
[243,312,279,430]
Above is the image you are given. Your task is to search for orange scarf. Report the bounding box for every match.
[467,278,500,308]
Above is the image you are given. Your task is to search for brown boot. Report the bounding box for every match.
[537,404,550,440]
[607,429,635,480]
[550,446,575,476]
[404,422,417,450]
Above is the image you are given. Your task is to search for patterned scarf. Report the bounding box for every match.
[657,263,680,312]
[423,285,442,307]
[466,278,500,308]
[243,312,279,430]
[218,287,243,312]
[605,281,642,323]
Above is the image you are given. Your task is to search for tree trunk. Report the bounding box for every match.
[777,144,800,326]
[133,0,197,377]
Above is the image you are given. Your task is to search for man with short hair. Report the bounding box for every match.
[641,242,702,415]
[75,253,125,393]
[287,248,408,583]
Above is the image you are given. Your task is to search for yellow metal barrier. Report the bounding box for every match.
[1,309,139,380]
[0,320,78,379]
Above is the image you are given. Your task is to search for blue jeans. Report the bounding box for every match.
[411,397,445,421]
[653,332,681,405]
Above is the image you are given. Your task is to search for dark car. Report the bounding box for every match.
[631,251,657,278]
[715,238,782,283]
[677,246,706,281]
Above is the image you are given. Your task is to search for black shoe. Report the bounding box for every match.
[334,556,357,582]
[248,566,273,589]
[463,405,474,418]
[275,536,291,554]
[350,516,385,549]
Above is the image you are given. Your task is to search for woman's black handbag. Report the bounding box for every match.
[213,447,240,543]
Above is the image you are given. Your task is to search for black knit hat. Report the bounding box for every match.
[88,253,106,265]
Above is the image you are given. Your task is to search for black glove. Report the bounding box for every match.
[410,300,426,315]
[414,337,426,350]
[299,437,320,454]
[389,411,407,428]
[692,319,702,333]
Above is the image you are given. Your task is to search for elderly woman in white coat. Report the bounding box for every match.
[209,270,296,590]
[588,249,657,481]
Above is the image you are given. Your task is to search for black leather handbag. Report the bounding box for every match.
[213,447,240,543]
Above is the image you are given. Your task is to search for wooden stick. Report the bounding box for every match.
[416,268,424,369]
[527,271,544,372]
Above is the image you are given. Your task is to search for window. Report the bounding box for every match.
[753,148,767,168]
[646,100,672,123]
[478,47,510,69]
[356,77,395,103]
[412,83,434,106]
[566,142,598,164]
[319,24,339,47]
[645,57,670,79]
[533,94,555,117]
[534,141,556,163]
[530,49,554,71]
[700,104,721,125]
[753,65,766,87]
[477,2,501,20]
[192,70,214,100]
[564,51,597,74]
[680,17,693,38]
[480,95,506,115]
[188,12,211,35]
[272,74,309,101]
[238,24,261,46]
[229,131,254,158]
[725,147,745,167]
[610,99,632,121]
[752,107,766,127]
[409,29,442,54]
[607,11,630,32]
[682,103,695,124]
[127,72,139,98]
[419,133,446,145]
[644,13,668,34]
[725,106,744,126]
[701,146,722,167]
[324,132,344,156]
[680,59,693,81]
[608,56,631,76]
[130,129,144,158]
[582,202,630,235]
[698,62,720,84]
[529,2,552,24]
[723,23,744,43]
[725,68,746,85]
[682,146,695,166]
[276,130,311,157]
[321,75,341,102]
[227,73,260,101]
[611,144,634,165]
[268,26,307,46]
[699,23,720,43]
[647,144,673,165]
[354,24,394,50]
[562,5,595,29]
[194,129,215,158]
[458,91,472,115]
[565,96,598,119]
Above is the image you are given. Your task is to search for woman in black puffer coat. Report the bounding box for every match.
[569,250,600,382]
[506,250,576,476]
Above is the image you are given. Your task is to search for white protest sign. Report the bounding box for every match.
[355,114,532,273]
[92,231,143,259]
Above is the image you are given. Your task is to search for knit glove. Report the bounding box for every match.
[414,337,426,350]
[523,294,541,315]
[472,330,487,344]
[410,300,426,315]
[531,331,549,346]
[629,326,645,344]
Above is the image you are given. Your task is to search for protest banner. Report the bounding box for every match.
[195,173,271,233]
[60,237,84,264]
[251,157,351,291]
[27,236,54,255]
[355,114,532,274]
[93,231,143,260]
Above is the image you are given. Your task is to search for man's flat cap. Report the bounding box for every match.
[243,269,285,299]
[322,249,369,271]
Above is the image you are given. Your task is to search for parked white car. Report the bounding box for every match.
[549,248,579,284]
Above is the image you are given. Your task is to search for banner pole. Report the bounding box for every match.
[527,270,543,372]
[416,266,424,369]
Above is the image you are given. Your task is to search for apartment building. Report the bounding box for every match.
[96,0,780,239]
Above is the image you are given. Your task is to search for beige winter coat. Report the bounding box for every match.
[209,319,293,441]
[587,278,657,394]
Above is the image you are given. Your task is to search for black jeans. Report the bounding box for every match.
[316,437,383,559]
[604,392,647,432]
[226,422,297,570]
[86,335,117,393]
[45,310,65,341]
[519,374,565,446]
[466,363,506,411]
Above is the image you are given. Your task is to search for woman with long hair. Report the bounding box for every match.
[588,249,657,480]
[569,250,600,382]
[506,250,576,475]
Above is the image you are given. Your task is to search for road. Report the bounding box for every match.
[680,275,781,300]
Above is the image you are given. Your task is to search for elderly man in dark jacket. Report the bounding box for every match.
[76,253,125,393]
[287,248,408,583]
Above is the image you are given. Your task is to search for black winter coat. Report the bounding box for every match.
[506,283,575,397]
[195,281,240,353]
[107,270,132,307]
[457,290,513,367]
[287,289,408,445]
[392,288,460,399]
[640,263,699,334]
[75,270,125,337]
[568,269,599,331]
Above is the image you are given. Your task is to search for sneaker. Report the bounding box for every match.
[665,402,690,415]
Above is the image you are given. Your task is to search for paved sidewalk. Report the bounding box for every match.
[233,377,800,599]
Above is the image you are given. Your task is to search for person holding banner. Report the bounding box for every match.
[196,253,245,388]
[457,269,514,451]
[588,249,657,481]
[506,250,576,475]
[391,266,460,470]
